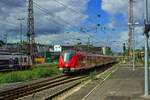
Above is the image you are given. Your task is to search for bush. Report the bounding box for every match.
[0,72,22,83]
[89,70,97,80]
[0,65,61,84]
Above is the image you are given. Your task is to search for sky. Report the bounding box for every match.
[0,0,148,52]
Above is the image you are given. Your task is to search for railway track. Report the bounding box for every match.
[45,63,117,100]
[21,63,116,100]
[44,77,87,100]
[0,63,116,100]
[0,74,87,100]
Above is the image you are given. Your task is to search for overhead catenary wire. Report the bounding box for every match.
[33,1,100,43]
[52,0,112,33]
[52,0,99,25]
[33,0,99,38]
[53,0,85,18]
[32,0,103,43]
[0,20,18,27]
[23,0,78,31]
[33,1,79,29]
[34,0,104,33]
[33,3,68,30]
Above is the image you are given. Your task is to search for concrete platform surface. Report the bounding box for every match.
[66,65,150,100]
[85,66,150,100]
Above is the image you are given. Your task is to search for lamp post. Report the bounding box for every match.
[18,18,25,53]
[132,22,139,70]
[132,27,135,70]
[18,18,25,44]
[3,33,7,50]
[44,40,49,60]
[144,0,149,96]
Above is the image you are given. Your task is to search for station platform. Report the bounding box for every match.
[66,64,150,100]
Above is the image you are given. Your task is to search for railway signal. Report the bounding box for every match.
[123,43,126,56]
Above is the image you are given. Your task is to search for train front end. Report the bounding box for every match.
[58,50,77,73]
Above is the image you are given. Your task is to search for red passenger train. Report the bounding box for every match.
[58,50,116,73]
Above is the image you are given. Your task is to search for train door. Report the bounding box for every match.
[14,57,19,69]
[20,56,24,69]
[77,54,83,68]
[9,58,14,68]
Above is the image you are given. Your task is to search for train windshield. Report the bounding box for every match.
[62,51,75,62]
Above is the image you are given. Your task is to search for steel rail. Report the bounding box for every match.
[0,74,71,100]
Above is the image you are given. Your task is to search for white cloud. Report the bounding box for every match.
[101,0,128,15]
[0,0,89,36]
[134,26,144,48]
[35,32,90,45]
[107,19,116,29]
[101,0,148,25]
[117,26,144,49]
[101,0,148,50]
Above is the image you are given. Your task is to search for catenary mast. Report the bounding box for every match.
[128,0,134,67]
[27,0,35,63]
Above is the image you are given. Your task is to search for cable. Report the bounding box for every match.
[53,0,84,16]
[33,1,77,29]
[52,0,111,34]
[34,4,65,27]
[0,20,18,27]
[34,5,71,33]
[52,0,98,25]
[34,1,99,32]
[34,1,97,35]
[33,0,101,41]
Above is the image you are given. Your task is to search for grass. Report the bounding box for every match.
[0,64,61,84]
[89,70,97,80]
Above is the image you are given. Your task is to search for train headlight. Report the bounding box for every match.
[65,63,69,67]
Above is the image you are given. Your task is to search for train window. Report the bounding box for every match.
[63,53,71,62]
[0,60,9,65]
[78,56,82,61]
[14,58,19,64]
[9,58,14,64]
[20,57,23,62]
[24,58,27,62]
[87,56,90,60]
[62,51,75,62]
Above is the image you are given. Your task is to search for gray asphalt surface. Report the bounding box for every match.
[66,65,150,100]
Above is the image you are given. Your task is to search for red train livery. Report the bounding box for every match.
[58,50,116,73]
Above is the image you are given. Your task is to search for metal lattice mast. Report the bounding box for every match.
[128,0,134,66]
[27,0,35,59]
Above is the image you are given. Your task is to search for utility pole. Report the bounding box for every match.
[3,33,7,50]
[132,27,135,70]
[18,18,25,44]
[144,0,150,96]
[18,18,25,53]
[87,37,90,52]
[128,0,134,68]
[27,0,35,64]
[123,43,126,55]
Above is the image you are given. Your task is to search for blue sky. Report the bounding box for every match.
[84,0,127,49]
[87,0,109,24]
[84,0,145,51]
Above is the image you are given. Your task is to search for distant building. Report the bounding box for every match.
[0,43,106,55]
[101,47,112,55]
[62,45,74,51]
[54,45,62,52]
